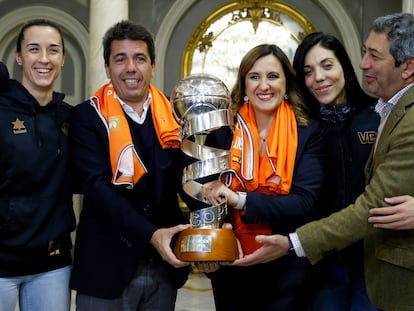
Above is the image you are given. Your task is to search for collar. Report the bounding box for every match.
[379,82,414,107]
[376,83,414,119]
[319,101,352,124]
[117,93,152,124]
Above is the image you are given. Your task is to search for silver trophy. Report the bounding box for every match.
[171,73,239,261]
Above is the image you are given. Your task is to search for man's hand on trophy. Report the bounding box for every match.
[201,180,239,207]
[150,224,192,268]
[231,234,289,267]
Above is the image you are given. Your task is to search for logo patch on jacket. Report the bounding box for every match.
[12,118,27,134]
[357,131,377,144]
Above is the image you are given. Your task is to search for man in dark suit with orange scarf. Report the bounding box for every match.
[69,20,190,310]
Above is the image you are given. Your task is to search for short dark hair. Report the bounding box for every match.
[16,19,65,54]
[371,12,414,67]
[102,20,155,66]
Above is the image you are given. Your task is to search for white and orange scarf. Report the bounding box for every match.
[223,100,298,254]
[90,82,180,189]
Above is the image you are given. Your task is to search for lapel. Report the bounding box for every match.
[366,87,414,178]
[364,148,374,182]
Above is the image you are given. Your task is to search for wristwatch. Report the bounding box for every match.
[287,235,296,255]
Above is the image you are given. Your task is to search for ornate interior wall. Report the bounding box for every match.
[0,0,402,100]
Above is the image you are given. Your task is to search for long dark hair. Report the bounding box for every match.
[293,32,375,117]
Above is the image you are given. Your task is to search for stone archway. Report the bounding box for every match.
[154,0,362,90]
[0,6,88,104]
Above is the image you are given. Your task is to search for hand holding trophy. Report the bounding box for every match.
[170,73,239,262]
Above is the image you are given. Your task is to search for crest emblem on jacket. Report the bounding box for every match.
[12,118,27,134]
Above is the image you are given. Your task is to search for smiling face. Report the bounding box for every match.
[16,25,65,95]
[105,39,155,108]
[303,44,346,106]
[245,54,286,116]
[359,31,406,101]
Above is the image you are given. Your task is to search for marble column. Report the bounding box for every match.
[88,0,128,95]
[71,0,129,227]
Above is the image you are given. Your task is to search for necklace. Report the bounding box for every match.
[259,135,267,156]
[259,128,269,142]
[259,132,268,142]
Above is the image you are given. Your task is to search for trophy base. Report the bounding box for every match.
[174,227,239,262]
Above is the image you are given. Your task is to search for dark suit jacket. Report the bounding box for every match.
[203,118,326,232]
[243,118,326,233]
[297,87,414,311]
[69,99,188,299]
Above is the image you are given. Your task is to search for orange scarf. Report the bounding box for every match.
[224,100,298,254]
[90,82,180,188]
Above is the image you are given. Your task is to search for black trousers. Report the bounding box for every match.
[208,255,310,311]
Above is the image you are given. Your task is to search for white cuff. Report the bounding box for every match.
[234,191,247,210]
[288,232,306,257]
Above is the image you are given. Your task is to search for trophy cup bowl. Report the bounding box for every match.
[171,73,239,262]
[174,228,239,261]
[174,203,239,262]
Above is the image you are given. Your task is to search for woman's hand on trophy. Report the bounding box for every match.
[201,180,239,207]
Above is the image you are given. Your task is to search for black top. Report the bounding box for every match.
[0,69,75,276]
